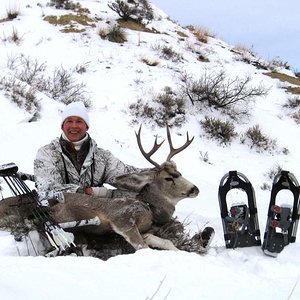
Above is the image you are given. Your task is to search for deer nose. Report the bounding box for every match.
[188,185,199,197]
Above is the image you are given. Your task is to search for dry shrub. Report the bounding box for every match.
[98,25,127,43]
[240,124,277,153]
[187,25,214,43]
[129,87,187,127]
[140,57,159,67]
[200,116,237,145]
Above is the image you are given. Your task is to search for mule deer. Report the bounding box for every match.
[0,125,201,253]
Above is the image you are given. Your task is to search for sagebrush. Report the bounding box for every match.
[5,55,90,107]
[129,87,187,127]
[181,70,268,118]
[200,116,237,145]
[240,124,277,153]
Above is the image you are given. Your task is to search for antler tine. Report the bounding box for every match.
[135,125,164,168]
[166,124,194,161]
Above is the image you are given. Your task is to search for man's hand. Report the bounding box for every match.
[85,186,111,197]
[85,187,93,195]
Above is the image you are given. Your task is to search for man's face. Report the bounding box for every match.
[62,116,88,142]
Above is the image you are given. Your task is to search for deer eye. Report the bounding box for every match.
[165,177,174,182]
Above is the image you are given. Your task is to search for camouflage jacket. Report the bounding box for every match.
[34,136,140,194]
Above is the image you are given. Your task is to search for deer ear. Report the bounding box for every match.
[111,170,156,192]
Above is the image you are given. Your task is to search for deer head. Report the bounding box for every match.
[114,125,199,208]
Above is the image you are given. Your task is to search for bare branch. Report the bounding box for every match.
[182,70,268,110]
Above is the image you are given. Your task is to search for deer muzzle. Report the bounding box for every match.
[188,185,199,197]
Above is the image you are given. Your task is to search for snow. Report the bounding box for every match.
[0,1,300,299]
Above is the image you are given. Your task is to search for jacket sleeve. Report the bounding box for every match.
[95,148,147,188]
[34,145,80,194]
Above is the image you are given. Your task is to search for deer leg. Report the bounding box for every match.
[111,224,149,250]
[142,233,178,251]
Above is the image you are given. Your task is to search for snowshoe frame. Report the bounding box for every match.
[218,170,261,249]
[262,170,300,257]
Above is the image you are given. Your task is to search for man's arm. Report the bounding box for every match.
[34,146,80,194]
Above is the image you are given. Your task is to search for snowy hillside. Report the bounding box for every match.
[0,1,300,299]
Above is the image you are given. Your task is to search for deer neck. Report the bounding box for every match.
[137,184,175,225]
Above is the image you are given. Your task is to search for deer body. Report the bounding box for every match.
[51,160,199,250]
[52,194,153,249]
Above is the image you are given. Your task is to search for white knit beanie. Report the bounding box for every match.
[61,101,90,127]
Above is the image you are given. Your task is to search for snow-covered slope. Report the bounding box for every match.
[0,1,299,299]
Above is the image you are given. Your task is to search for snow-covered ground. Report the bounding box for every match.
[0,1,299,299]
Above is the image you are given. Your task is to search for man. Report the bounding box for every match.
[34,101,142,198]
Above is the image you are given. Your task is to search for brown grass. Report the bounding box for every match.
[265,71,300,95]
[176,30,188,38]
[186,25,215,43]
[44,13,96,30]
[117,19,159,33]
[265,71,300,86]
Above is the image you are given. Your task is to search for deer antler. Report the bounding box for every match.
[136,125,164,168]
[166,124,194,161]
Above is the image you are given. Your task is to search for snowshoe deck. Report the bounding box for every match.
[218,170,261,249]
[262,170,300,257]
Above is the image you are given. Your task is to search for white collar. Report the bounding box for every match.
[61,132,89,151]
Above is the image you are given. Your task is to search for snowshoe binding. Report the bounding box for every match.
[262,170,300,257]
[218,171,261,249]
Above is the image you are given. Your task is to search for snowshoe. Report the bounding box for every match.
[218,171,261,249]
[262,170,300,257]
